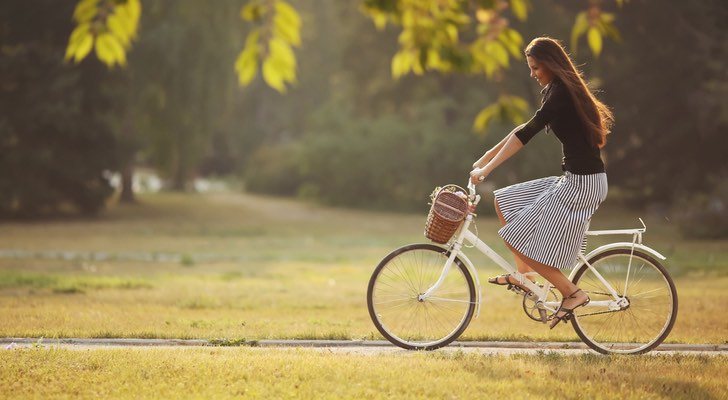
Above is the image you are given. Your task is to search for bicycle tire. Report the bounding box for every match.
[367,243,476,350]
[571,248,678,355]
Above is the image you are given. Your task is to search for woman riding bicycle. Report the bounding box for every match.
[469,37,613,329]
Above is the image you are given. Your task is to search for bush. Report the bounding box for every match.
[673,175,728,239]
[293,100,482,212]
[244,142,303,196]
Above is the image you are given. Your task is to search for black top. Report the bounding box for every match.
[514,79,605,174]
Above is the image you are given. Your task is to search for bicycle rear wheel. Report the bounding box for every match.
[367,243,476,350]
[571,249,678,354]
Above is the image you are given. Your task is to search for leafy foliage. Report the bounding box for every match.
[360,0,621,130]
[237,0,302,93]
[65,0,141,67]
[66,0,622,131]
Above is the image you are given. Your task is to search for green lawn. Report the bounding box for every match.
[0,192,725,343]
[1,348,725,399]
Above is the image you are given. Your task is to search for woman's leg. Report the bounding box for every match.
[493,198,535,284]
[504,241,590,324]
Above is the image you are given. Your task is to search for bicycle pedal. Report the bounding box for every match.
[507,284,525,295]
[525,291,539,302]
[538,307,548,323]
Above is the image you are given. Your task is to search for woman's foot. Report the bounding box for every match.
[487,274,536,293]
[549,289,590,329]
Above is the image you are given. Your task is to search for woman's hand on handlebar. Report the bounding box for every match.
[469,167,490,184]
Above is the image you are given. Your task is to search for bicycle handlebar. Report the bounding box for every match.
[467,180,476,196]
[468,177,485,196]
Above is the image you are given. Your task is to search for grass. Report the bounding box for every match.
[0,271,152,293]
[0,191,726,343]
[0,347,726,399]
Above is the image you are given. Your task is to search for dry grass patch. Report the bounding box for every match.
[0,192,725,343]
[0,348,726,399]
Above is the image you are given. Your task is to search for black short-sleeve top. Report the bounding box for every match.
[514,79,605,174]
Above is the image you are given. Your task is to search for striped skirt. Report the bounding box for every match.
[493,172,608,270]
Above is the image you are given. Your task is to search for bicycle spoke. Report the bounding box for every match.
[369,246,475,349]
[572,250,676,354]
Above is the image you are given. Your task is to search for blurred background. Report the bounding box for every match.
[1,0,725,233]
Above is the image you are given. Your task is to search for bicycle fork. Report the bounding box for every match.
[418,247,460,302]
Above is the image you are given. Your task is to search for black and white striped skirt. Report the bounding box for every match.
[493,172,608,270]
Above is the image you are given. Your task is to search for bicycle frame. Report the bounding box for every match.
[419,184,667,322]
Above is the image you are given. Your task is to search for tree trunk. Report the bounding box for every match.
[119,115,136,203]
[119,162,136,203]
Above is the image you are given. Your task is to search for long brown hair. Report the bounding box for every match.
[525,37,613,148]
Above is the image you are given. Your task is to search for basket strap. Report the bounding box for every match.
[435,200,466,214]
[438,184,467,195]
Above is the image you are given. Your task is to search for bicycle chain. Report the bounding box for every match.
[578,290,626,317]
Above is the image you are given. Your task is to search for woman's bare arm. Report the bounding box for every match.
[470,133,524,183]
[472,124,526,168]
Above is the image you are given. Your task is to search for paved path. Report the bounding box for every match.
[2,338,726,356]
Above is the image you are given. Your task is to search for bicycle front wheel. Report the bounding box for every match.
[571,249,678,355]
[367,243,476,350]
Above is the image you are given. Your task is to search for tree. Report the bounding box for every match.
[66,0,623,133]
[0,1,120,217]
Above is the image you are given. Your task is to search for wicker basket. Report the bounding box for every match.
[425,185,469,244]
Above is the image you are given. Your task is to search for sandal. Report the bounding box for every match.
[487,274,533,294]
[549,289,590,329]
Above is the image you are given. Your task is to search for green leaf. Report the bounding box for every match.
[506,28,523,47]
[504,95,529,112]
[95,33,126,67]
[72,32,94,63]
[473,103,500,133]
[107,13,130,47]
[274,14,301,46]
[244,29,261,49]
[600,20,622,42]
[65,23,90,61]
[235,50,258,86]
[371,12,387,30]
[488,41,509,67]
[391,50,414,78]
[391,52,404,78]
[274,1,301,29]
[124,0,141,22]
[510,0,528,21]
[69,22,90,44]
[501,100,527,125]
[600,12,615,24]
[587,27,602,57]
[571,12,589,54]
[498,31,521,58]
[483,56,496,78]
[241,2,263,22]
[268,37,296,69]
[445,24,458,43]
[235,30,259,83]
[73,0,99,23]
[426,48,442,69]
[262,57,286,93]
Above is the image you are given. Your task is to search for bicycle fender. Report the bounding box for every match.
[570,242,667,280]
[454,251,483,319]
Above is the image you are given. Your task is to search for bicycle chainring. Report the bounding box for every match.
[522,287,560,322]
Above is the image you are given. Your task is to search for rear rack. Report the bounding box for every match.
[585,218,647,244]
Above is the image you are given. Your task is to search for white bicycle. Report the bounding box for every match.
[367,180,678,355]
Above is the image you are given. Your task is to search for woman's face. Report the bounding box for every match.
[527,56,554,86]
